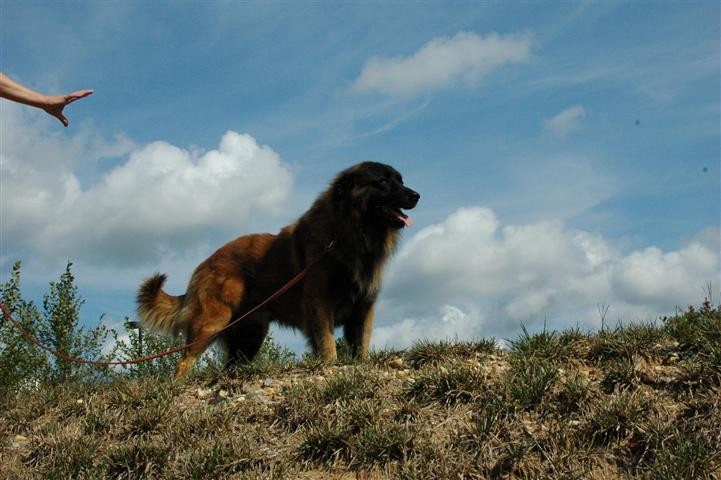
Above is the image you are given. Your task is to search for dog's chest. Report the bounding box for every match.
[330,277,374,326]
[328,255,384,310]
[355,262,384,299]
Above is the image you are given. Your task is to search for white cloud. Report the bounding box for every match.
[354,31,532,98]
[376,206,719,346]
[1,103,293,266]
[611,243,718,304]
[387,207,600,303]
[543,105,586,139]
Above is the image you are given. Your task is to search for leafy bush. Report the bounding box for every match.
[41,262,116,382]
[0,261,115,398]
[111,318,183,378]
[0,262,49,396]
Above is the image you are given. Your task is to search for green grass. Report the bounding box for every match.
[556,371,592,413]
[602,356,639,391]
[506,356,559,410]
[1,302,719,479]
[351,421,417,468]
[298,421,351,466]
[586,388,652,446]
[404,365,489,405]
[509,323,574,362]
[320,369,376,403]
[405,338,497,368]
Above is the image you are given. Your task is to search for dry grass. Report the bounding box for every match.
[1,301,720,479]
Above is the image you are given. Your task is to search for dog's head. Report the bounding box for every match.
[333,162,420,230]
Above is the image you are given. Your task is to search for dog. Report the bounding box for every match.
[137,161,419,378]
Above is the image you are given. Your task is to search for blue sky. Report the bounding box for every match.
[1,2,719,353]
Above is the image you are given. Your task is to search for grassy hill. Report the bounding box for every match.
[1,301,719,479]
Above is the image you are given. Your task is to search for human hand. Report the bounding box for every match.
[42,89,94,127]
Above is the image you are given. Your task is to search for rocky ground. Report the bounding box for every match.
[1,302,720,479]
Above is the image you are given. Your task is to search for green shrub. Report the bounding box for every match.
[0,261,116,397]
[110,318,183,378]
[0,262,49,398]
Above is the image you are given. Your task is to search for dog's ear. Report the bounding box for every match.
[333,173,354,203]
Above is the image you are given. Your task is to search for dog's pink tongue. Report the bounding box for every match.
[399,214,412,227]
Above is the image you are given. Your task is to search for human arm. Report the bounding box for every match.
[0,72,93,127]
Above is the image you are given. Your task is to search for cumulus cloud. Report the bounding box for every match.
[543,105,586,139]
[1,103,293,266]
[374,207,718,346]
[611,243,718,304]
[354,31,532,98]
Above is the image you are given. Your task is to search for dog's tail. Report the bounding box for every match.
[136,273,188,337]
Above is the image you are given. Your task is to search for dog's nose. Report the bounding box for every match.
[406,189,420,206]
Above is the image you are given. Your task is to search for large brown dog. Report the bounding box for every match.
[137,162,419,378]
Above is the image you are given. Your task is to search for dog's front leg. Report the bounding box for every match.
[304,297,337,361]
[344,301,374,359]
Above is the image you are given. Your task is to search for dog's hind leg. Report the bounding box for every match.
[222,313,270,367]
[175,341,211,380]
[174,302,233,380]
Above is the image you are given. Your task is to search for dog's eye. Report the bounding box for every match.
[376,177,390,188]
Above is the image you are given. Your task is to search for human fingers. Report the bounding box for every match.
[52,110,69,127]
[65,89,94,104]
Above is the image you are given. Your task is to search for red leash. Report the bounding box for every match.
[0,243,332,366]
